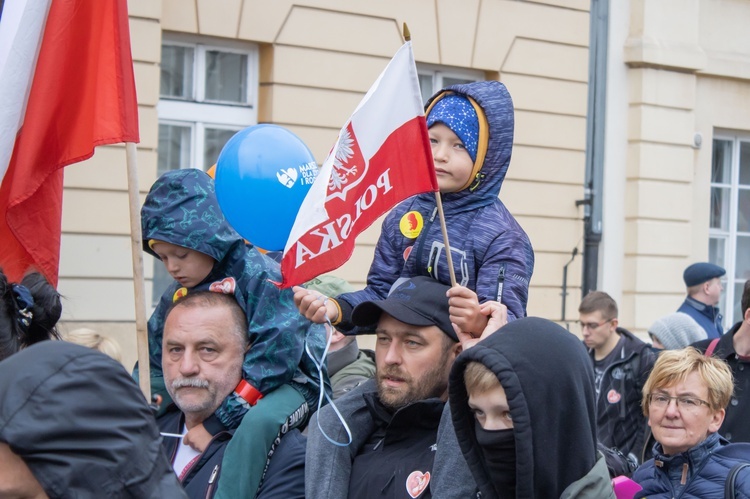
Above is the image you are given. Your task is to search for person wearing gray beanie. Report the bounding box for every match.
[648,312,707,350]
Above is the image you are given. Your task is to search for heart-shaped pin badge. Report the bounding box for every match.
[406,470,430,498]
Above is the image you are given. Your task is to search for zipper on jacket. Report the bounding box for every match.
[495,263,506,302]
[181,431,229,484]
[205,464,220,499]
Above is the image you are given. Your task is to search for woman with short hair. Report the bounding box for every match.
[633,347,750,498]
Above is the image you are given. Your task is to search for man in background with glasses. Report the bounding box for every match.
[578,291,656,467]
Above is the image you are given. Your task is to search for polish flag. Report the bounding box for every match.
[0,0,139,286]
[279,41,437,288]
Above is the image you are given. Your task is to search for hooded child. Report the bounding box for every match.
[139,168,328,498]
[449,317,615,498]
[295,81,534,337]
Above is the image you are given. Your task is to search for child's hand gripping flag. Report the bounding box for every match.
[278,41,438,287]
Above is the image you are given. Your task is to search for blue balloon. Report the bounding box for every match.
[215,125,318,251]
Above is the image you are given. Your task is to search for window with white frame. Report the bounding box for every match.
[153,36,258,304]
[709,134,750,325]
[417,65,485,104]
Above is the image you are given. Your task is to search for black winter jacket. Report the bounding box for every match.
[158,406,306,499]
[0,342,185,498]
[590,328,655,463]
[692,321,750,443]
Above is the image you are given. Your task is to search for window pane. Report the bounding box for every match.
[741,142,750,185]
[710,186,730,230]
[736,235,750,281]
[737,188,750,233]
[158,124,192,175]
[711,139,732,184]
[709,237,726,269]
[419,74,434,104]
[161,45,194,99]
[205,51,248,103]
[204,128,240,170]
[442,76,475,87]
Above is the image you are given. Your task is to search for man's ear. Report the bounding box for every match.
[744,307,750,324]
[452,341,463,357]
[331,330,347,344]
[610,317,619,331]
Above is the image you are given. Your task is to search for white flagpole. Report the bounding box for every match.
[125,141,151,400]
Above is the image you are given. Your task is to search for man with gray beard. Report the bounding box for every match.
[303,276,463,499]
[157,291,305,498]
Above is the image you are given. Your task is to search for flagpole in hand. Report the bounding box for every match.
[404,22,456,287]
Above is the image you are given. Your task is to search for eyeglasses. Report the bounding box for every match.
[578,318,613,330]
[647,393,710,411]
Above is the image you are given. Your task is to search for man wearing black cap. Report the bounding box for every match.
[304,276,463,499]
[677,262,726,339]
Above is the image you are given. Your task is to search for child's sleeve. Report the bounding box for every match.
[477,230,534,321]
[333,209,406,331]
[210,278,309,430]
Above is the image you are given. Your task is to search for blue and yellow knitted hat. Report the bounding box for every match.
[426,94,479,162]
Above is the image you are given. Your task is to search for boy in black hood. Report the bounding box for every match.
[449,317,615,498]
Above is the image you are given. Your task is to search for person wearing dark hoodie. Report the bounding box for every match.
[449,317,616,498]
[139,168,327,498]
[0,341,186,498]
[295,80,534,337]
[578,290,656,466]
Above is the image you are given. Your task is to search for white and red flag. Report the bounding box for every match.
[279,41,437,288]
[0,0,139,285]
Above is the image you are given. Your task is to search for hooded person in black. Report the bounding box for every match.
[0,341,186,499]
[449,317,614,498]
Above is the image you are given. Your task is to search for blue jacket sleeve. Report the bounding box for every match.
[336,208,408,328]
[476,230,534,321]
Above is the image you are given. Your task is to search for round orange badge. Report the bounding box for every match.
[172,287,188,302]
[399,211,423,239]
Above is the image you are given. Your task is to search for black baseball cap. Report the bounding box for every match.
[351,276,457,341]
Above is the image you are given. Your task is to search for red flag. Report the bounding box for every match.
[279,42,437,288]
[0,0,139,285]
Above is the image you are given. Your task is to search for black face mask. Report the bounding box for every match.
[475,425,516,498]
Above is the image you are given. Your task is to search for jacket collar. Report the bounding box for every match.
[327,339,360,377]
[652,432,723,470]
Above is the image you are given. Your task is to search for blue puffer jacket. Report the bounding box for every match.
[337,81,534,323]
[138,169,327,431]
[634,433,750,498]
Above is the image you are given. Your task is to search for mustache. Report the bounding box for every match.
[171,378,209,390]
[379,366,409,382]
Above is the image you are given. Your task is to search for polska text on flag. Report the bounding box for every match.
[278,41,437,288]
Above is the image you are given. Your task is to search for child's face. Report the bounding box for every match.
[468,383,514,430]
[429,123,474,193]
[151,241,215,288]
